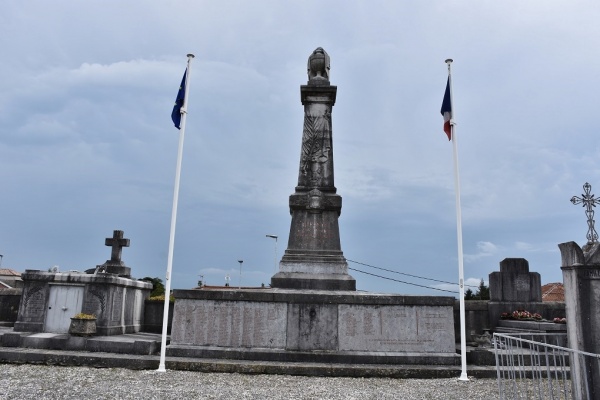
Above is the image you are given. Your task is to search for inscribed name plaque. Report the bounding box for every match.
[584,269,600,279]
[338,305,455,353]
[171,299,287,349]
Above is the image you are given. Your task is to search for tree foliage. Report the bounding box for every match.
[475,279,490,300]
[464,279,490,300]
[140,276,165,297]
[464,288,474,300]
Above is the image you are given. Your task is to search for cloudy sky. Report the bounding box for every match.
[1,1,599,296]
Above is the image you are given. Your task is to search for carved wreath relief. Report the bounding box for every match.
[23,284,45,311]
[88,287,106,314]
[300,109,332,187]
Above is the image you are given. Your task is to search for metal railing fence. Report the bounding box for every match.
[494,332,600,400]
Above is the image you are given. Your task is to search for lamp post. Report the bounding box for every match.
[0,255,3,268]
[238,260,243,289]
[266,235,278,273]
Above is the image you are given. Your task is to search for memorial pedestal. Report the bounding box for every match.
[168,288,458,365]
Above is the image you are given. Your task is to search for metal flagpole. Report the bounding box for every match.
[158,53,195,372]
[446,58,469,381]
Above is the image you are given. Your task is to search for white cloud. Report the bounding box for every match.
[464,241,499,263]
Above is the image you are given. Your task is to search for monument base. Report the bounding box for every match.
[271,271,356,290]
[273,251,356,290]
[168,288,458,365]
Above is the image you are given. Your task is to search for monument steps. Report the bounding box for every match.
[0,327,160,355]
[167,344,459,365]
[0,346,498,378]
[0,325,500,377]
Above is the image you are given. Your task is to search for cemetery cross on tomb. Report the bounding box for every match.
[571,182,600,244]
[104,230,130,266]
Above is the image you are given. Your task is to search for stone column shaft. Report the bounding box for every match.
[271,48,355,291]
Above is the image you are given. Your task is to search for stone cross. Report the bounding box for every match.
[571,182,600,243]
[105,230,130,264]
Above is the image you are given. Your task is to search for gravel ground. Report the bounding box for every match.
[0,364,499,400]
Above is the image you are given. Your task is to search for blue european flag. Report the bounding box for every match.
[171,69,187,129]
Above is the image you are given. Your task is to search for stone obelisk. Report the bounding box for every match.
[271,47,355,291]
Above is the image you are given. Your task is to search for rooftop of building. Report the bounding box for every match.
[541,282,564,302]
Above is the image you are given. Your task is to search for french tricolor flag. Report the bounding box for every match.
[440,77,452,140]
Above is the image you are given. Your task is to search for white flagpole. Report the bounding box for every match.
[158,53,195,372]
[446,58,468,381]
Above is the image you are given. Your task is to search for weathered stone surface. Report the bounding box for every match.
[559,240,600,399]
[169,288,456,364]
[143,300,174,333]
[14,270,151,335]
[287,303,338,351]
[558,241,585,266]
[172,288,455,306]
[171,299,287,349]
[583,241,600,264]
[496,319,567,332]
[271,48,354,291]
[97,230,132,277]
[0,289,21,323]
[489,258,541,302]
[338,305,455,353]
[68,318,96,336]
[1,332,25,347]
[307,47,330,84]
[0,347,500,377]
[453,300,491,344]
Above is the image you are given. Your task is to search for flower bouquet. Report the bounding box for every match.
[500,310,544,321]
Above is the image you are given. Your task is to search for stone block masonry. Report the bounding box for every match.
[169,288,457,365]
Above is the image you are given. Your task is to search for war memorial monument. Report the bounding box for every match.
[167,48,458,365]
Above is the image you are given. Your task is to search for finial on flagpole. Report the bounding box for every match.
[445,58,453,64]
[187,53,195,58]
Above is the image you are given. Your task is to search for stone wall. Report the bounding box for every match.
[453,300,566,343]
[169,289,458,365]
[454,300,489,344]
[143,300,174,333]
[0,289,22,323]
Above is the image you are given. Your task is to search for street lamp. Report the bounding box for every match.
[238,260,243,289]
[266,235,278,273]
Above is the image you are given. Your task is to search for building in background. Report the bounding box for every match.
[0,269,22,289]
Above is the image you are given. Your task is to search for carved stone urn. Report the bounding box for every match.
[307,47,330,82]
[310,53,325,78]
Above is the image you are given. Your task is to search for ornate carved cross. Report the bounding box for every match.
[571,182,600,243]
[105,230,130,263]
